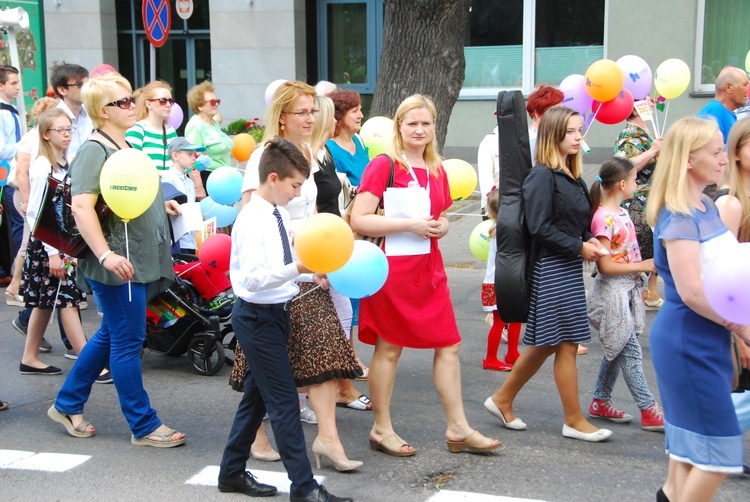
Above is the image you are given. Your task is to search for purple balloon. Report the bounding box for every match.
[265,79,287,106]
[616,55,653,100]
[703,242,750,324]
[559,74,594,115]
[167,102,184,130]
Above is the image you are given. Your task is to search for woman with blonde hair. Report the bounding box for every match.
[484,106,611,442]
[350,94,501,456]
[646,117,750,501]
[185,81,233,189]
[48,73,185,447]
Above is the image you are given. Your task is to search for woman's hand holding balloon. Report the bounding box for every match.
[104,253,135,281]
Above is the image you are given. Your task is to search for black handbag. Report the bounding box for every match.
[32,170,112,258]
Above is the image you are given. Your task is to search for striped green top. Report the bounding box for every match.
[126,121,178,171]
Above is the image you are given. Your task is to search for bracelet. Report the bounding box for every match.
[98,250,113,265]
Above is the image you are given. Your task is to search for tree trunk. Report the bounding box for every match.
[371,0,471,153]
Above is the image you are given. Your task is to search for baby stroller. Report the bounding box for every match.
[145,271,234,376]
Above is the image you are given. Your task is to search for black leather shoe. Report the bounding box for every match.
[290,485,353,502]
[217,470,277,497]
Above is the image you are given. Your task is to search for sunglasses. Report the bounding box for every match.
[207,99,221,106]
[148,97,175,106]
[105,97,136,109]
[62,82,84,89]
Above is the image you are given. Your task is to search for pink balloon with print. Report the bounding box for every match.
[559,74,594,116]
[167,102,184,130]
[616,55,653,100]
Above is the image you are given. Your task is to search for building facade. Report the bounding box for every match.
[40,0,746,158]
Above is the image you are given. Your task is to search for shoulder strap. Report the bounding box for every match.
[162,124,167,170]
[0,103,17,114]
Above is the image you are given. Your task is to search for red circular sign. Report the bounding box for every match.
[142,0,171,48]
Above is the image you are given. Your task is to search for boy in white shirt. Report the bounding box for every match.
[218,137,350,502]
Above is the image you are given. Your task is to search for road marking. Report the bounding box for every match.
[0,449,90,472]
[427,491,545,502]
[185,465,325,493]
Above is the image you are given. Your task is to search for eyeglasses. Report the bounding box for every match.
[148,97,175,106]
[61,82,84,89]
[284,109,318,118]
[206,99,221,106]
[49,126,76,135]
[105,97,136,109]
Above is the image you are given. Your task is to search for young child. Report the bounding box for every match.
[481,188,522,371]
[163,137,232,309]
[587,157,664,431]
[218,137,351,502]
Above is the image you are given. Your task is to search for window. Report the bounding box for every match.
[462,0,606,97]
[695,0,750,93]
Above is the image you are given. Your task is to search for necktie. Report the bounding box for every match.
[273,208,293,265]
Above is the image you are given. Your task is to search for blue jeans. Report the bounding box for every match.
[219,300,317,497]
[54,280,162,438]
[593,331,655,410]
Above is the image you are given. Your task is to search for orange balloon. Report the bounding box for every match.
[232,133,256,162]
[584,59,624,102]
[294,213,354,273]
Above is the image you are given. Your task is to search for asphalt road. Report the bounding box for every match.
[1,189,748,502]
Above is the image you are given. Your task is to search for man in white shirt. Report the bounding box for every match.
[0,65,22,283]
[51,63,92,159]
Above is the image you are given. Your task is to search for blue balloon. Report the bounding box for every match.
[200,196,238,227]
[206,166,243,205]
[328,240,389,299]
[195,154,211,172]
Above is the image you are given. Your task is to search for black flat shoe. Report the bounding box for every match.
[20,363,62,375]
[290,485,353,502]
[217,471,277,497]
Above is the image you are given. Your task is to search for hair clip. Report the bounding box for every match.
[595,175,603,183]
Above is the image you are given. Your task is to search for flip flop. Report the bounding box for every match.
[131,428,186,448]
[336,394,372,411]
[369,433,416,457]
[47,405,95,438]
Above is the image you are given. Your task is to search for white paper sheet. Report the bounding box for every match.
[383,187,431,256]
[170,202,203,242]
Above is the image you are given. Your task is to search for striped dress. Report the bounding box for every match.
[126,121,178,172]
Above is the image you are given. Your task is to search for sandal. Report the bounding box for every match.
[300,406,318,424]
[576,345,589,356]
[355,367,369,381]
[644,297,664,310]
[447,430,503,454]
[47,405,95,438]
[0,400,8,411]
[131,428,186,448]
[5,290,24,307]
[369,433,416,457]
[336,394,372,411]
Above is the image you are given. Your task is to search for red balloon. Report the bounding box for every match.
[91,64,117,77]
[199,233,232,272]
[592,89,635,125]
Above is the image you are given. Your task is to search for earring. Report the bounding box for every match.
[280,124,285,131]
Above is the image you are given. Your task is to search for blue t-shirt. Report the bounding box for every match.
[697,99,736,144]
[327,135,370,186]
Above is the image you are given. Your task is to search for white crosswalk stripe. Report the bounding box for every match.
[185,465,325,494]
[427,491,545,502]
[0,449,90,472]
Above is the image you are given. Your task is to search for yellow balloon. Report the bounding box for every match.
[360,116,393,159]
[99,149,160,221]
[746,49,750,75]
[654,58,691,100]
[584,59,624,102]
[294,213,354,273]
[442,158,477,201]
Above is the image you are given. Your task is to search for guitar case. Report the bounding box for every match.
[494,90,533,323]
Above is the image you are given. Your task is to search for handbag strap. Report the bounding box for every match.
[162,123,167,171]
[376,154,395,209]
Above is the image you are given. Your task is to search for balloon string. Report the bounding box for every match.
[290,284,321,304]
[584,105,600,137]
[648,100,660,137]
[176,262,202,277]
[125,220,132,302]
[661,100,671,136]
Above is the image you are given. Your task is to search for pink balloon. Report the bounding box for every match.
[616,55,653,100]
[592,89,635,125]
[559,74,594,116]
[199,233,232,273]
[167,102,184,130]
[91,64,117,77]
[704,243,750,324]
[265,79,288,106]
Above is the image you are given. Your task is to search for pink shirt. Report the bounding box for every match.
[591,206,642,264]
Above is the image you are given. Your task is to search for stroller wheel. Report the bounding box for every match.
[187,336,224,376]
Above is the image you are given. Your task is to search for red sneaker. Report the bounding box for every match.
[641,403,664,431]
[588,399,633,423]
[483,359,513,372]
